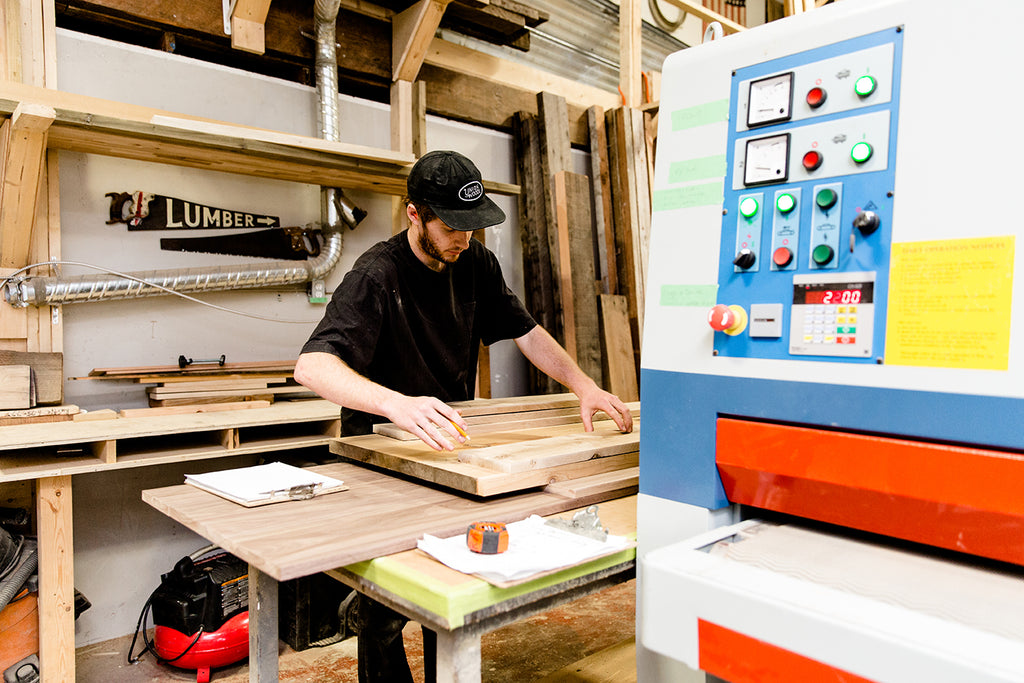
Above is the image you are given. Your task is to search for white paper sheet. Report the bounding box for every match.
[417,515,631,584]
[185,461,345,505]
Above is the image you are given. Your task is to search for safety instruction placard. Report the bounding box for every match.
[885,236,1015,370]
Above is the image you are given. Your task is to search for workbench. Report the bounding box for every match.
[142,461,637,682]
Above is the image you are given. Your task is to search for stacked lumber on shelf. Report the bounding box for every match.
[81,359,316,416]
[0,352,71,425]
[513,92,651,402]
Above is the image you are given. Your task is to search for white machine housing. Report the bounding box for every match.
[638,1,1024,681]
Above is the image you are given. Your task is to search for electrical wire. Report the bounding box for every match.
[2,260,324,325]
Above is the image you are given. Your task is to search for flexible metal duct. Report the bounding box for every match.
[4,0,353,308]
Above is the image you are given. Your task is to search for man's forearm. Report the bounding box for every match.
[293,351,402,416]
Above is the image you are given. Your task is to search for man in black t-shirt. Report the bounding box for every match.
[294,150,633,682]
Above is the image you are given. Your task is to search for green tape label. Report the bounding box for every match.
[671,100,729,131]
[652,181,723,212]
[660,284,718,307]
[668,155,727,184]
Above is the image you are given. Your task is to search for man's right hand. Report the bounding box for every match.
[382,394,470,451]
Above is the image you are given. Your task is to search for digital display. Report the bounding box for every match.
[794,281,874,305]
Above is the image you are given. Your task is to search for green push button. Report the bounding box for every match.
[776,193,797,214]
[812,243,835,265]
[854,75,877,98]
[851,141,873,164]
[739,196,759,219]
[815,188,838,210]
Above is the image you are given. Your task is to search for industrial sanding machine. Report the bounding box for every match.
[638,1,1024,681]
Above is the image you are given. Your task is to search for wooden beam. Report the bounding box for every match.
[393,0,451,83]
[0,101,55,269]
[230,0,273,55]
[619,0,642,108]
[37,475,75,682]
[424,38,620,111]
[660,0,746,33]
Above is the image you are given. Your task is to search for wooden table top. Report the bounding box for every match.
[142,461,629,582]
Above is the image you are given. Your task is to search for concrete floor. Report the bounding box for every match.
[75,580,636,682]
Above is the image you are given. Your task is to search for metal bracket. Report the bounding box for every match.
[545,505,608,542]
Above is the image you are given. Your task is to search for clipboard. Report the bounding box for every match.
[185,461,348,507]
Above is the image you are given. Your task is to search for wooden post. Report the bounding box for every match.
[229,0,272,54]
[619,0,642,108]
[37,475,75,683]
[0,102,55,270]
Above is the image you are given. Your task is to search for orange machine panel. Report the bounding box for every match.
[699,619,875,683]
[716,418,1024,565]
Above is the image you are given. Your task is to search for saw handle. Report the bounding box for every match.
[284,227,321,257]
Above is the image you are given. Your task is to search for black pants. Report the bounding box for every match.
[355,593,436,683]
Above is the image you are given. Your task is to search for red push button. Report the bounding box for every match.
[773,247,793,267]
[806,86,827,109]
[802,150,823,172]
[708,304,748,336]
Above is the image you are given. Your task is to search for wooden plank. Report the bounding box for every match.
[619,0,642,108]
[554,171,603,387]
[599,294,638,401]
[331,417,639,496]
[424,38,619,111]
[374,407,618,441]
[511,111,559,395]
[535,637,636,683]
[88,359,296,377]
[37,475,75,682]
[0,101,54,269]
[587,106,617,295]
[117,400,273,418]
[147,377,284,392]
[147,384,308,400]
[393,0,451,82]
[458,432,638,474]
[538,91,571,347]
[447,393,580,416]
[0,365,32,409]
[543,467,639,500]
[0,350,60,403]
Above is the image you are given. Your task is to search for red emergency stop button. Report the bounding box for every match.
[806,86,827,109]
[802,150,823,172]
[708,304,748,336]
[773,246,793,267]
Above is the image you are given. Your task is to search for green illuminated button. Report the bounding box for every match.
[837,326,857,334]
[815,188,838,210]
[739,196,760,219]
[776,193,797,214]
[854,75,877,98]
[812,243,835,265]
[851,141,873,164]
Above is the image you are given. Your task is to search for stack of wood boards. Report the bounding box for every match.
[513,91,652,403]
[80,359,315,416]
[0,352,71,425]
[330,393,639,497]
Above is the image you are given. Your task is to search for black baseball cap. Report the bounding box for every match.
[407,150,506,231]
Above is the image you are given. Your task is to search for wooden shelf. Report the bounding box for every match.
[0,399,341,482]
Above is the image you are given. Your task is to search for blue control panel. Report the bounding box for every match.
[715,28,904,362]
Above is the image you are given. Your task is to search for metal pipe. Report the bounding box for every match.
[7,0,358,308]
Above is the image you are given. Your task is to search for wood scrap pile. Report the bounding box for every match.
[0,351,74,425]
[331,393,640,497]
[513,92,653,402]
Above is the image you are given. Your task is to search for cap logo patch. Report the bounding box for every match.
[458,181,483,203]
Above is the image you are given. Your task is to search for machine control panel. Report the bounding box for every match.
[714,28,902,363]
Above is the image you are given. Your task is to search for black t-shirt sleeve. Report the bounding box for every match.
[473,245,537,346]
[299,268,384,374]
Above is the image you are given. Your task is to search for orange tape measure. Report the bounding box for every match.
[466,522,509,554]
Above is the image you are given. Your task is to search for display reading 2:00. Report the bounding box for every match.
[803,288,862,305]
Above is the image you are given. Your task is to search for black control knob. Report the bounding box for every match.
[733,248,756,270]
[853,210,881,236]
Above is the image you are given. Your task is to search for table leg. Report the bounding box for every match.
[247,564,278,682]
[434,628,482,683]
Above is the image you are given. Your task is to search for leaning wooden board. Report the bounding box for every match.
[330,397,640,497]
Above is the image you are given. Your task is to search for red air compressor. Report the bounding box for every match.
[130,548,249,683]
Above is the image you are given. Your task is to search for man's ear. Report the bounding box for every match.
[406,203,418,224]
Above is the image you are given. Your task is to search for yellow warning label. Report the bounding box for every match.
[885,236,1015,370]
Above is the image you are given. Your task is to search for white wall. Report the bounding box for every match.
[53,29,534,645]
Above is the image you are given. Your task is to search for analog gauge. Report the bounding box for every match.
[743,133,791,186]
[747,72,794,128]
